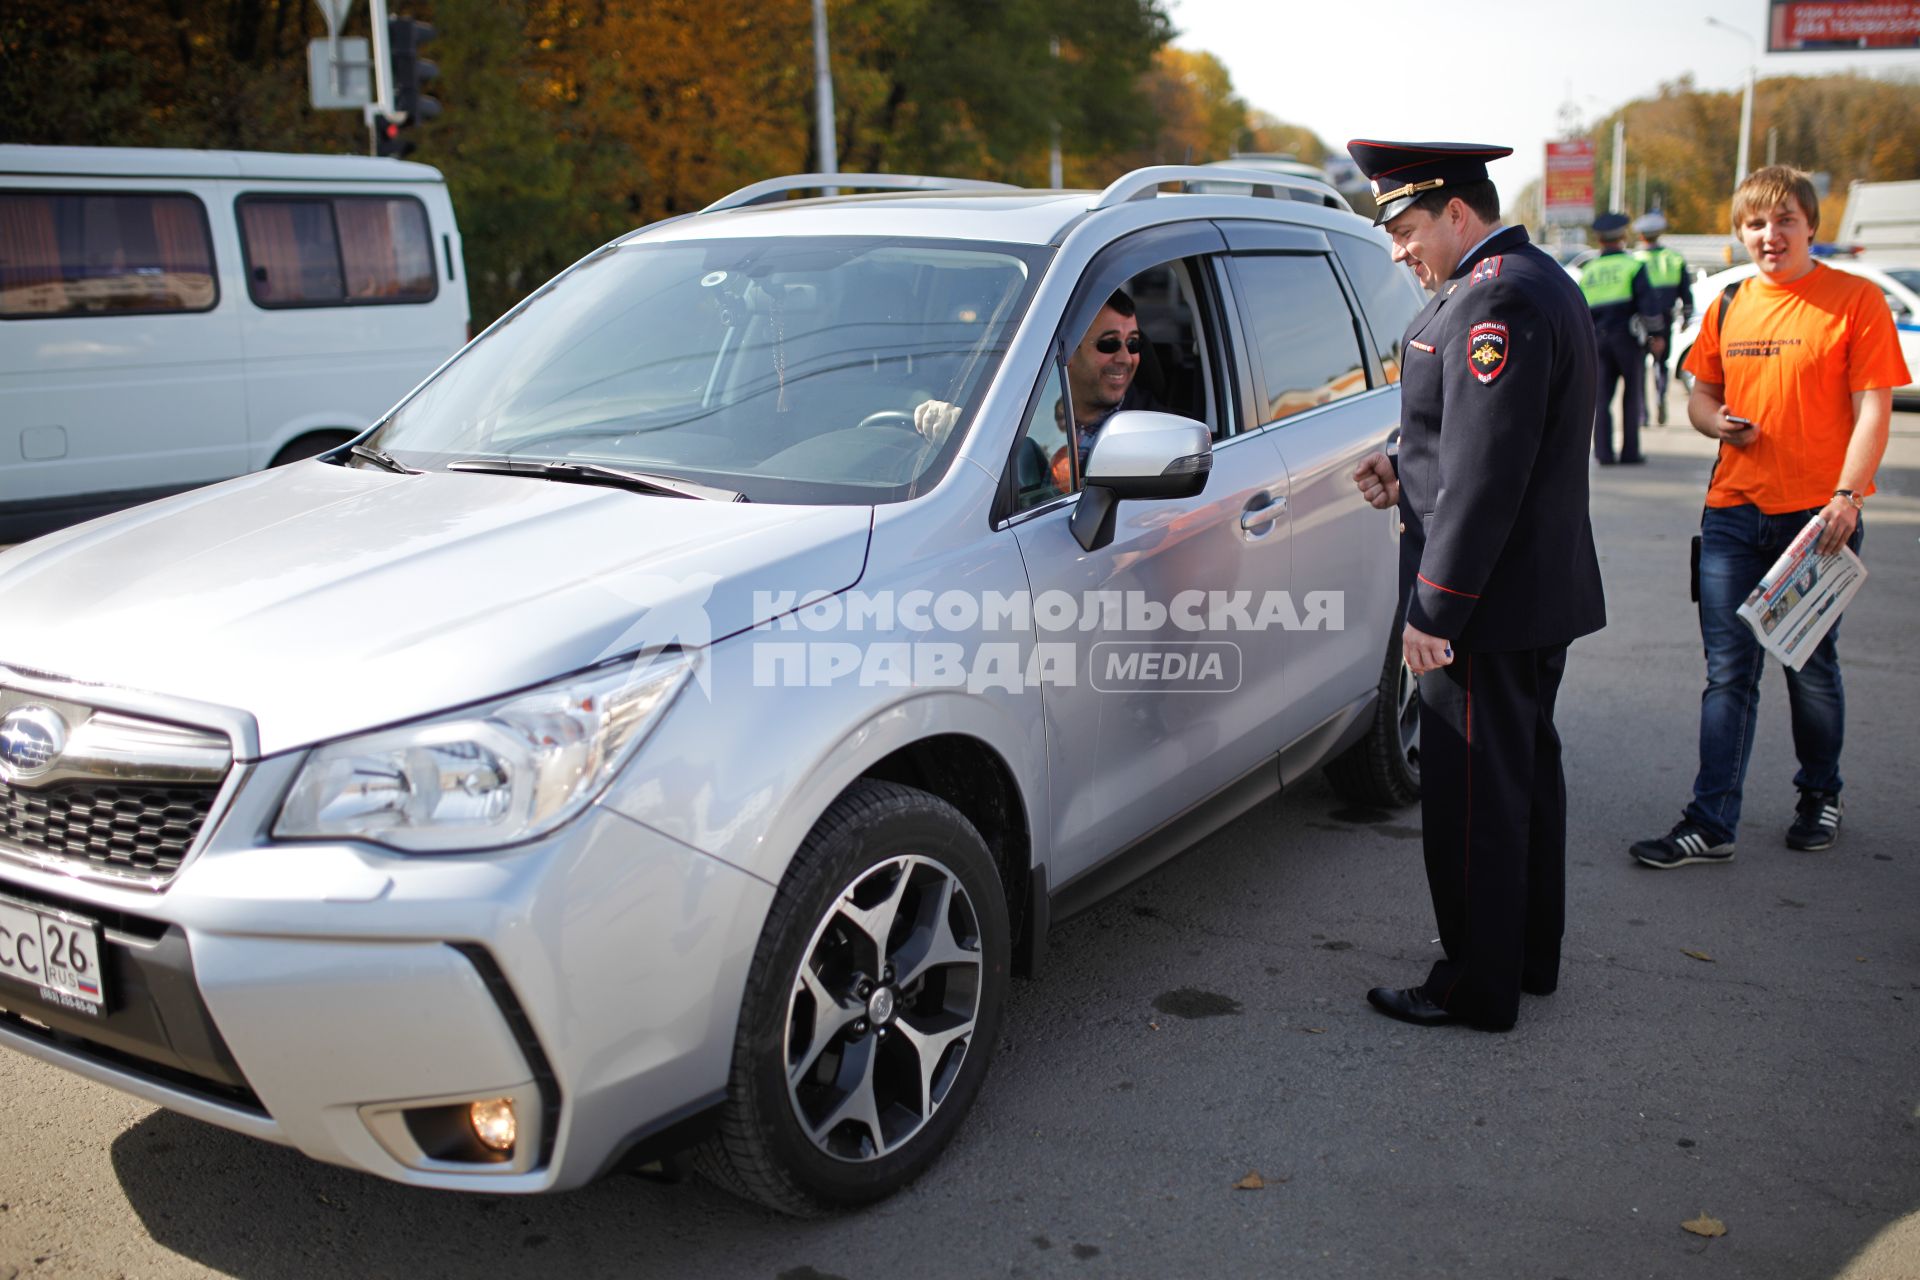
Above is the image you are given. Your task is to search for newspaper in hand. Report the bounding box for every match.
[1735,515,1867,671]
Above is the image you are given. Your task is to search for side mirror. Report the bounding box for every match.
[1069,410,1213,552]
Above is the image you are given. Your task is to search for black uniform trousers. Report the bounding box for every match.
[1592,326,1644,463]
[1415,643,1569,1030]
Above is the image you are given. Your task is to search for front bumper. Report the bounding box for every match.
[0,783,774,1193]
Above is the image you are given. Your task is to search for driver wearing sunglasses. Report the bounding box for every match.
[1056,290,1148,487]
[914,290,1152,492]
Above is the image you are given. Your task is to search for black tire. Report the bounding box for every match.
[269,431,355,468]
[1323,626,1421,807]
[694,779,1010,1216]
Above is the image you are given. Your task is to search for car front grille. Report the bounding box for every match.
[0,689,234,886]
[0,779,220,878]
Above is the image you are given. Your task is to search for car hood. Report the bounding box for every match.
[0,463,871,756]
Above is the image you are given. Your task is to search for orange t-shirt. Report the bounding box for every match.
[1683,262,1910,513]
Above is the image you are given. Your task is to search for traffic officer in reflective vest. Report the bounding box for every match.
[1346,139,1606,1031]
[1579,212,1664,463]
[1633,211,1693,425]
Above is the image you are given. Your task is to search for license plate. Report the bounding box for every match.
[0,894,106,1018]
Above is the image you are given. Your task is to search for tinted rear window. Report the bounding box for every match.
[1333,231,1424,384]
[238,194,436,308]
[0,190,217,319]
[1233,253,1369,423]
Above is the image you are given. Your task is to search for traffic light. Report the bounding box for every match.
[378,16,440,158]
[373,113,411,159]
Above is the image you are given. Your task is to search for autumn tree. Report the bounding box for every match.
[1589,72,1920,234]
[1240,111,1329,164]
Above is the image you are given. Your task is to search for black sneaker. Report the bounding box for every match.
[1786,790,1842,851]
[1631,820,1735,869]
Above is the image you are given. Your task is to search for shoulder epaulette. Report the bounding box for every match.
[1468,256,1503,287]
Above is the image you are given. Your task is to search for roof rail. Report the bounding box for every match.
[703,173,1020,213]
[1092,165,1353,214]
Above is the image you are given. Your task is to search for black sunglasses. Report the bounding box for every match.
[1094,334,1144,355]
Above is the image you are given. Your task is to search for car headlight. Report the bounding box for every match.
[274,653,692,852]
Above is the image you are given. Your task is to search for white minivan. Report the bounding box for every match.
[0,146,469,541]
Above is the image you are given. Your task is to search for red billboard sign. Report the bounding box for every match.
[1768,1,1920,50]
[1545,140,1596,225]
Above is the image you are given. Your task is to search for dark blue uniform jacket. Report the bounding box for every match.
[1396,225,1607,651]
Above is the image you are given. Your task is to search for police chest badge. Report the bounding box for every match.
[1467,321,1509,384]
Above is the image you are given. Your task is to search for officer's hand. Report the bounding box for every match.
[1717,406,1759,447]
[913,400,962,442]
[1352,451,1400,510]
[1403,623,1453,676]
[1648,335,1668,359]
[1815,496,1860,556]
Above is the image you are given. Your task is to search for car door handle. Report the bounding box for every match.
[1240,494,1286,532]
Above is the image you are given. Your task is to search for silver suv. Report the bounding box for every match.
[0,166,1423,1214]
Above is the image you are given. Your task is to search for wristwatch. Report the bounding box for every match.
[1833,489,1865,510]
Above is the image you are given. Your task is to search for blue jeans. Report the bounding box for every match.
[1685,503,1863,844]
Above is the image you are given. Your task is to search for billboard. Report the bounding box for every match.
[1768,2,1920,51]
[1545,140,1596,225]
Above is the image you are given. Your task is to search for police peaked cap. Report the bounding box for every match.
[1593,212,1632,237]
[1345,139,1514,225]
[1632,211,1668,235]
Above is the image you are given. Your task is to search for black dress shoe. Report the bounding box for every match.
[1366,986,1459,1027]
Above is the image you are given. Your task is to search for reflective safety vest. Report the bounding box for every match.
[1579,252,1643,307]
[1634,244,1688,289]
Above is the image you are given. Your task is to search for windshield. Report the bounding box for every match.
[1883,267,1919,295]
[367,235,1048,504]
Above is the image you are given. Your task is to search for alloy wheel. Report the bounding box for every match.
[783,854,983,1162]
[1397,659,1420,778]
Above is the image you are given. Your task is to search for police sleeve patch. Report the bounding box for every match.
[1467,320,1509,384]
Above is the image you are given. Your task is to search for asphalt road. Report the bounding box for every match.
[3,404,1919,1279]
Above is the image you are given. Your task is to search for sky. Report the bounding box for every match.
[1164,0,1920,206]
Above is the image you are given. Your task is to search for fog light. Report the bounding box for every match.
[469,1097,517,1153]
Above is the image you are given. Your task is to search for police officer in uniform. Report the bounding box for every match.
[1346,139,1606,1031]
[1579,212,1664,463]
[1633,211,1693,425]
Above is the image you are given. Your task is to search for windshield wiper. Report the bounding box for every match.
[349,444,420,474]
[446,457,745,502]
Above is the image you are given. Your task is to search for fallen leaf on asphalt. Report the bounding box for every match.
[1682,1213,1727,1238]
[1234,1172,1265,1190]
[1682,950,1715,963]
[1303,1027,1327,1034]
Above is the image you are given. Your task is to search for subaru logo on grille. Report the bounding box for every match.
[0,705,68,782]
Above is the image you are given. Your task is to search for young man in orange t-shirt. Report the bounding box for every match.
[1632,166,1909,868]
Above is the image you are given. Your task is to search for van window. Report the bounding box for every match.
[0,191,217,319]
[238,195,436,308]
[1332,231,1424,384]
[1232,254,1368,424]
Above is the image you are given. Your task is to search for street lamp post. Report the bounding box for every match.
[1706,15,1756,191]
[812,0,838,188]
